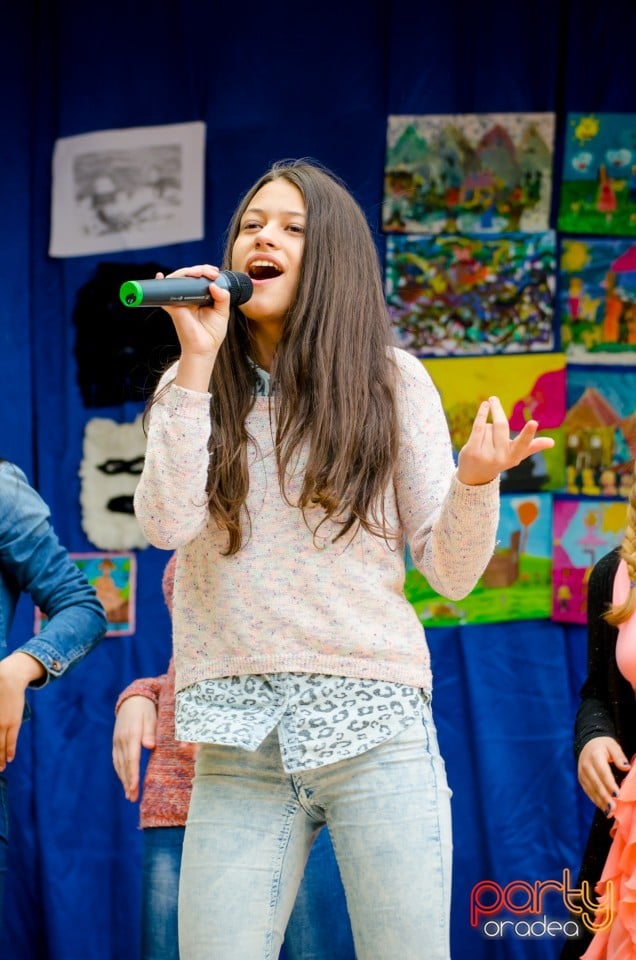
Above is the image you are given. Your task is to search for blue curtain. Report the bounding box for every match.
[0,1,632,956]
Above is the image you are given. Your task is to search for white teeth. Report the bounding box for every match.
[250,259,281,270]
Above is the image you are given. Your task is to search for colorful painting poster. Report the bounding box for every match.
[385,232,555,357]
[405,492,553,625]
[558,113,636,236]
[559,237,636,364]
[424,353,566,492]
[35,552,136,636]
[383,113,555,235]
[552,496,627,623]
[564,365,636,497]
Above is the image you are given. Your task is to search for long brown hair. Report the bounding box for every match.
[604,463,636,626]
[155,160,400,554]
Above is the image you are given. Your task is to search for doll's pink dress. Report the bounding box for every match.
[583,559,636,959]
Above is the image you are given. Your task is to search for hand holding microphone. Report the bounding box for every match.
[122,266,254,391]
[120,270,253,308]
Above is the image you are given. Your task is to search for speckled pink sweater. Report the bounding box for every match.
[134,348,499,694]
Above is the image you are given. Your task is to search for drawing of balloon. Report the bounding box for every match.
[514,497,539,554]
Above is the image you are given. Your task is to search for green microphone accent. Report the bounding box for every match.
[119,281,144,307]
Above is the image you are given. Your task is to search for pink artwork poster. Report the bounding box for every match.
[424,353,567,492]
[552,496,626,623]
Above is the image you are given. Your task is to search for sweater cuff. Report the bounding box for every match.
[448,473,500,512]
[115,676,164,715]
[453,472,500,495]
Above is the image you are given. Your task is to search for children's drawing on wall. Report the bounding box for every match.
[383,112,555,235]
[558,113,636,236]
[79,414,149,551]
[35,552,136,636]
[49,121,205,256]
[385,232,555,356]
[552,496,627,623]
[560,238,636,363]
[564,365,636,497]
[424,353,566,492]
[405,493,552,625]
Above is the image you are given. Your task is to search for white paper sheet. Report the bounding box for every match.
[49,121,205,257]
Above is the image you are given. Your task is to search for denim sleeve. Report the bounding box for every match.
[0,463,108,684]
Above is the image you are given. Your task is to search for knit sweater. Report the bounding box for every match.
[115,555,194,828]
[134,347,500,694]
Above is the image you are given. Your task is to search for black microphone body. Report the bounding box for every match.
[120,271,253,308]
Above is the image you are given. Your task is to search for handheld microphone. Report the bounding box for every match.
[119,271,253,308]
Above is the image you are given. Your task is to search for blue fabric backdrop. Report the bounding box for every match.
[0,1,633,957]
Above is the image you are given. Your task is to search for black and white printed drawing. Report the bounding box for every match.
[49,121,205,257]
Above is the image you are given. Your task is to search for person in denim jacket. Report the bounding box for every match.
[0,459,108,917]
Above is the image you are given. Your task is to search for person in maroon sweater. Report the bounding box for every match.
[113,554,354,960]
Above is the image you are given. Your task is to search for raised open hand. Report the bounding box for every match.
[456,396,555,487]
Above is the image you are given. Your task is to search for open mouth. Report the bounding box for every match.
[248,260,283,281]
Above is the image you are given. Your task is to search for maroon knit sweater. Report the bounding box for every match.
[115,555,195,828]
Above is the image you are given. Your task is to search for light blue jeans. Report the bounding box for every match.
[280,825,355,960]
[179,702,452,960]
[140,822,354,960]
